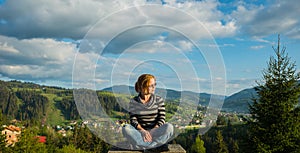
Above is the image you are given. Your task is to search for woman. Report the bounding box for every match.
[122,74,173,150]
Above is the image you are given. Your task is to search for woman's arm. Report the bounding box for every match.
[156,96,166,127]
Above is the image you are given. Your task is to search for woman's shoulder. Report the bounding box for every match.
[131,96,139,102]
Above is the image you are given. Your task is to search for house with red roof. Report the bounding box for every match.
[1,125,21,147]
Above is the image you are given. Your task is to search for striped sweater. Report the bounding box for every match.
[129,94,166,130]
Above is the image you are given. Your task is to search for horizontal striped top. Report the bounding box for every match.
[129,94,166,130]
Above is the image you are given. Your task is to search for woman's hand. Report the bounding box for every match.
[140,129,152,142]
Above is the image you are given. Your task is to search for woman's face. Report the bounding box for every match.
[144,78,156,95]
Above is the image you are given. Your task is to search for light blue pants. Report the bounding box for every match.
[122,123,174,150]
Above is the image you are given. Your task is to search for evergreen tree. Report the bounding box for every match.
[191,135,206,153]
[0,111,2,125]
[203,132,213,153]
[228,138,239,153]
[216,115,226,126]
[213,130,228,153]
[0,113,13,153]
[249,35,300,153]
[0,113,8,152]
[13,127,48,152]
[57,144,90,153]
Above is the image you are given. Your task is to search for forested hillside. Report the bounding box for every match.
[1,80,218,126]
[223,80,300,113]
[4,79,283,126]
[0,80,132,125]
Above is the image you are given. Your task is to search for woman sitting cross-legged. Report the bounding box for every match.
[122,74,174,151]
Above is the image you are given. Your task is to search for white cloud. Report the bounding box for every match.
[0,0,99,39]
[193,77,207,82]
[1,0,299,41]
[286,28,300,39]
[110,40,175,54]
[231,4,263,26]
[0,35,77,81]
[215,77,224,81]
[205,43,235,48]
[226,83,239,88]
[0,33,213,92]
[226,78,257,95]
[166,0,237,38]
[0,0,238,40]
[178,40,193,51]
[94,78,110,84]
[231,0,300,39]
[253,37,273,44]
[250,45,265,50]
[0,42,19,53]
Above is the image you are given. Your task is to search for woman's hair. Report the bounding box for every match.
[135,74,156,94]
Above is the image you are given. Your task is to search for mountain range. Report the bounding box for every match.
[102,85,256,113]
[104,79,300,114]
[2,80,297,115]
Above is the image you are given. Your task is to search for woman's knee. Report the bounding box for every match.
[165,123,173,129]
[122,124,133,134]
[163,123,174,134]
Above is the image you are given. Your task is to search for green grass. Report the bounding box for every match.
[41,93,65,125]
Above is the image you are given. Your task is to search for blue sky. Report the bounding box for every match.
[0,0,300,96]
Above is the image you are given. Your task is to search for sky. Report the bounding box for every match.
[0,0,300,96]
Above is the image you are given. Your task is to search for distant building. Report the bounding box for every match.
[57,129,67,137]
[36,136,47,143]
[70,121,77,125]
[1,125,22,147]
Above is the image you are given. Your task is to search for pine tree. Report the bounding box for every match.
[214,130,228,153]
[13,127,48,152]
[228,138,239,153]
[191,135,206,153]
[57,144,90,153]
[0,113,12,152]
[0,112,8,151]
[249,35,300,153]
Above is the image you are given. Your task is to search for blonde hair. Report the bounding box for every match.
[135,74,156,94]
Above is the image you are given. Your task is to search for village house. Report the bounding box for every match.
[1,125,21,147]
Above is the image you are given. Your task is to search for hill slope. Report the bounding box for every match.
[223,88,257,113]
[223,80,300,113]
